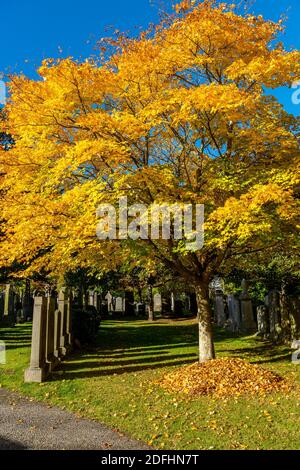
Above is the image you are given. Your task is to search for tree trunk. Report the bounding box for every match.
[148,285,154,322]
[195,283,215,363]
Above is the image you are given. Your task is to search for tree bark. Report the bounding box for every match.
[148,285,154,322]
[195,282,215,363]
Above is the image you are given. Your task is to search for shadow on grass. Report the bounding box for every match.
[4,319,284,381]
[0,325,32,339]
[54,357,198,380]
[51,319,250,381]
[228,343,291,364]
[0,325,32,349]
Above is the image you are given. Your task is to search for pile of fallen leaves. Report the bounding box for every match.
[158,358,292,398]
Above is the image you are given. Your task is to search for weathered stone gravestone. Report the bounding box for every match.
[105,292,113,316]
[15,293,24,323]
[170,292,175,313]
[88,291,100,311]
[153,293,162,313]
[0,340,6,364]
[22,280,33,321]
[88,291,95,308]
[211,277,225,291]
[54,308,62,360]
[46,297,58,371]
[58,289,72,356]
[240,280,256,333]
[185,294,191,313]
[256,305,269,337]
[115,297,125,314]
[24,297,48,383]
[287,297,300,341]
[227,295,241,332]
[291,340,300,364]
[267,290,281,340]
[0,291,4,323]
[25,290,73,383]
[3,284,15,325]
[215,290,226,326]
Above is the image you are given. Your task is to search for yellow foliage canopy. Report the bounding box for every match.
[0,1,299,282]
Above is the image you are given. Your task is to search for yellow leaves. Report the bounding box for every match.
[158,358,292,398]
[226,50,300,88]
[205,183,298,248]
[174,0,193,14]
[0,1,299,278]
[260,410,273,423]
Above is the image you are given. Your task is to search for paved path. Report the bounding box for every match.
[0,388,150,450]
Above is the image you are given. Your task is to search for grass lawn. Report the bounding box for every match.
[0,318,299,450]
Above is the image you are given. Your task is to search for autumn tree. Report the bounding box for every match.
[0,1,299,361]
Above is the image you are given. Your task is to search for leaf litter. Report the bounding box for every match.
[157,358,292,398]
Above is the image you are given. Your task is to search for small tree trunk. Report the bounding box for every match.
[148,285,154,322]
[195,283,215,363]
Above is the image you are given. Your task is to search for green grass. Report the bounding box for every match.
[0,318,299,450]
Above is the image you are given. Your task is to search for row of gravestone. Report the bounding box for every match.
[257,290,300,342]
[213,280,300,341]
[24,290,72,383]
[213,280,256,333]
[104,291,196,317]
[0,284,34,326]
[0,285,103,328]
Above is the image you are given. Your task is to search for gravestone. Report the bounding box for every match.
[211,277,225,291]
[58,289,69,356]
[105,292,113,316]
[287,297,300,340]
[0,291,4,323]
[267,290,281,340]
[88,291,99,310]
[46,297,58,371]
[227,295,241,332]
[88,291,94,307]
[115,297,124,314]
[22,280,33,321]
[215,290,226,326]
[0,339,6,364]
[153,293,162,313]
[240,280,256,333]
[24,297,48,383]
[170,292,175,313]
[66,290,72,347]
[3,284,15,325]
[54,309,62,360]
[94,292,101,312]
[257,305,268,337]
[15,293,23,323]
[185,294,191,313]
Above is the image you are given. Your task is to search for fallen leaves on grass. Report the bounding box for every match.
[157,358,292,398]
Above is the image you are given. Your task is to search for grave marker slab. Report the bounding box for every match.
[24,297,48,383]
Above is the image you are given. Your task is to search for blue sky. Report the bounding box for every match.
[1,0,299,115]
